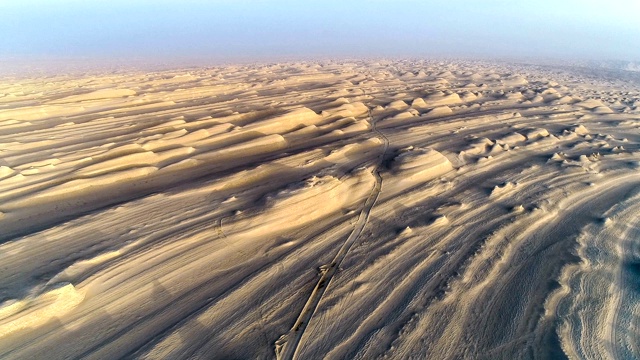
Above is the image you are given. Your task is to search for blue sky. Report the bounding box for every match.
[1,0,639,62]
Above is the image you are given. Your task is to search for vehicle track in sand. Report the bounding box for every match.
[607,198,640,360]
[275,93,390,360]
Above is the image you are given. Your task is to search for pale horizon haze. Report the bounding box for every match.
[1,0,640,65]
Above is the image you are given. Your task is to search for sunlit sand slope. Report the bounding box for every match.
[0,60,639,359]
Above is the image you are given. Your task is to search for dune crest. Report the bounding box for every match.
[0,60,638,360]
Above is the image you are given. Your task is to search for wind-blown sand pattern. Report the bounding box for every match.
[0,60,639,359]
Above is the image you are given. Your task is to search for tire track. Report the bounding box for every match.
[275,102,389,360]
[607,197,640,360]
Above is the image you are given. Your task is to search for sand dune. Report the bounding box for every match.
[0,60,639,359]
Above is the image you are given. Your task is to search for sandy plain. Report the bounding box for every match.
[0,60,639,359]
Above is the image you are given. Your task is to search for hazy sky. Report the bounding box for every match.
[1,0,639,63]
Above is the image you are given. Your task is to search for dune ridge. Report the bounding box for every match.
[0,60,639,359]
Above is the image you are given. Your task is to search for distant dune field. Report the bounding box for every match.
[0,60,639,359]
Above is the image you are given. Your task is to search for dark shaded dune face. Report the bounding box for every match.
[0,60,639,360]
[624,261,640,282]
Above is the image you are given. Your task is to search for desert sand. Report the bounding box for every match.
[0,60,638,359]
